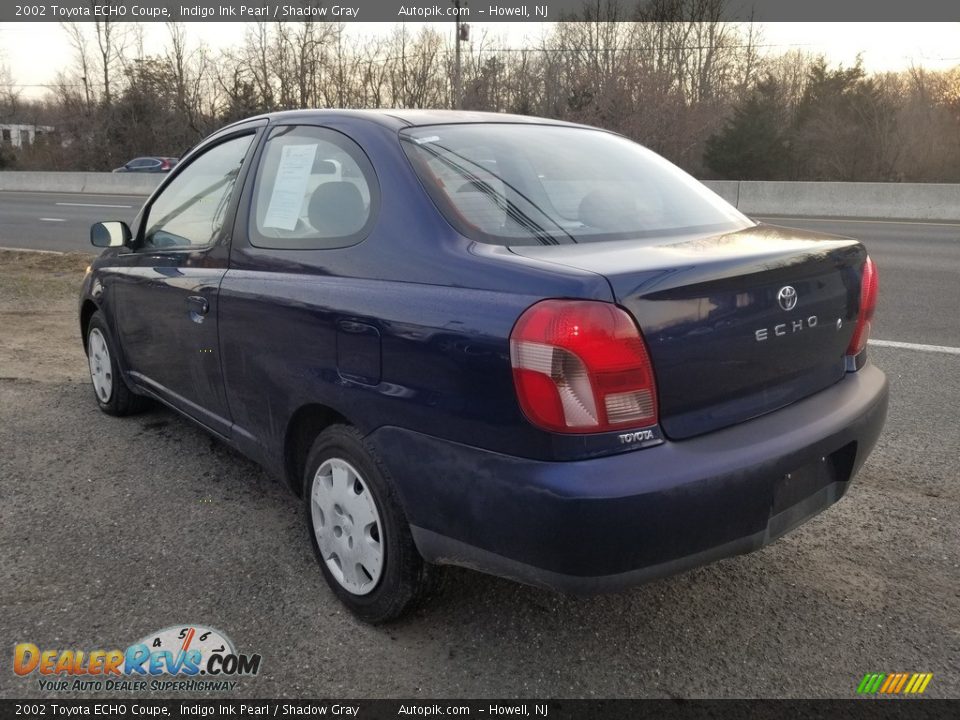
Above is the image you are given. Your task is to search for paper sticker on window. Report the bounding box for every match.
[263,143,318,230]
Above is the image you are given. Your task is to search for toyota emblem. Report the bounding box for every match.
[777,286,798,311]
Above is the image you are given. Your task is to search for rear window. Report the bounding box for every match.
[400,124,751,246]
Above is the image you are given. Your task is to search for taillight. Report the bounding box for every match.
[160,159,170,170]
[510,299,658,433]
[846,255,878,357]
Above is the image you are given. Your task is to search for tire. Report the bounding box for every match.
[85,311,149,416]
[303,425,441,623]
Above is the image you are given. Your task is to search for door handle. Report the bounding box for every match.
[186,295,209,315]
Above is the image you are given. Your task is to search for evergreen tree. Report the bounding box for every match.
[791,57,897,180]
[704,77,792,180]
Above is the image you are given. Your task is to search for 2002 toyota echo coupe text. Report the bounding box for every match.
[79,110,888,622]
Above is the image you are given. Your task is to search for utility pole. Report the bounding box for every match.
[452,1,469,109]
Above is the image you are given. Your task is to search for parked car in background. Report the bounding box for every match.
[79,110,888,623]
[112,156,178,173]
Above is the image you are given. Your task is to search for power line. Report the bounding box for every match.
[7,83,94,88]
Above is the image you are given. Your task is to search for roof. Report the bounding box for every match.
[242,108,581,130]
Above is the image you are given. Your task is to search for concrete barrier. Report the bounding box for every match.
[0,171,160,196]
[702,180,739,207]
[701,180,960,222]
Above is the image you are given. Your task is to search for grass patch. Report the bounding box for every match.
[0,249,92,306]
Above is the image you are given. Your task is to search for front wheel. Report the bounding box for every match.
[304,425,440,623]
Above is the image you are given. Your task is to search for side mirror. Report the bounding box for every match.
[91,221,131,248]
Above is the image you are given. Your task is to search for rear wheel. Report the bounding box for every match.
[304,425,440,623]
[85,312,149,416]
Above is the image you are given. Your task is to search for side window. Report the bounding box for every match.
[249,125,378,250]
[142,134,253,250]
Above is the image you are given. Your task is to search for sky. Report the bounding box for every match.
[1,21,959,100]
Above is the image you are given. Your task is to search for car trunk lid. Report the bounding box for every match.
[510,223,866,439]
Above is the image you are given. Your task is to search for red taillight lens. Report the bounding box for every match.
[846,256,878,357]
[510,299,659,433]
[160,159,170,170]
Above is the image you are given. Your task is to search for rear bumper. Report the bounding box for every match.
[369,363,888,593]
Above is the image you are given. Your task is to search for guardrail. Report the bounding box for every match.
[1,172,958,221]
[702,180,960,221]
[0,171,160,196]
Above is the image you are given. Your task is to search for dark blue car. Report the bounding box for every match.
[80,110,888,622]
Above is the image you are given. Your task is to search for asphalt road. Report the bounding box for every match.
[0,198,958,699]
[0,190,142,253]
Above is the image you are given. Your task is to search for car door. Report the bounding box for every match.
[110,123,264,436]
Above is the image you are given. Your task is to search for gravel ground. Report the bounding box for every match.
[0,252,957,699]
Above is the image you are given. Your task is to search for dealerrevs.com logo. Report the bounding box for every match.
[13,625,261,693]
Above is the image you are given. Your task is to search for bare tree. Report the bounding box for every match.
[165,22,215,135]
[60,22,94,107]
[92,19,122,106]
[0,60,21,122]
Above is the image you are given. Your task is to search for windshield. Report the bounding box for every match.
[400,124,752,246]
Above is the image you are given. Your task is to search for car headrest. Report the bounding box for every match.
[314,159,340,175]
[308,181,366,237]
[577,188,639,231]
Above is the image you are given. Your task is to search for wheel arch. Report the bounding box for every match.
[284,403,352,497]
[80,299,99,352]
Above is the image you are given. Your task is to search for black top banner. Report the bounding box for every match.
[4,0,960,23]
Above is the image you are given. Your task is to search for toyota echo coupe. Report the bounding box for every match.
[79,110,888,622]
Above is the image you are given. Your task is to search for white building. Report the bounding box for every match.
[0,123,54,148]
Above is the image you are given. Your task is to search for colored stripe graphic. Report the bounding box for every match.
[857,672,932,695]
[857,673,885,694]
